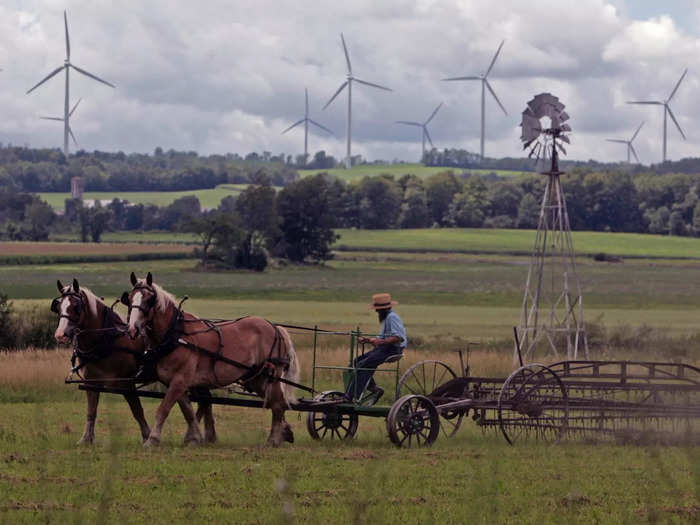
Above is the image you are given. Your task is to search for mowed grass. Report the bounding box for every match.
[0,349,698,523]
[0,241,193,257]
[299,163,527,182]
[336,228,700,259]
[36,184,253,211]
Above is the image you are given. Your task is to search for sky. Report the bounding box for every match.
[0,0,699,164]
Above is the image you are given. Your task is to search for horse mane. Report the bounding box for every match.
[150,282,177,313]
[62,284,101,319]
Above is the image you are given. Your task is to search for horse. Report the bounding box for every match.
[124,272,299,447]
[52,278,213,445]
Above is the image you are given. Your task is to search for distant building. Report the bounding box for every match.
[70,177,84,200]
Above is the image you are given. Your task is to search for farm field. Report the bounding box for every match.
[0,350,698,523]
[299,163,528,181]
[0,241,193,257]
[36,184,253,211]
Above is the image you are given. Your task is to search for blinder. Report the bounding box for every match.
[127,284,157,316]
[51,291,85,323]
[50,298,60,314]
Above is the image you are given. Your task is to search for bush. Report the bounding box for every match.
[0,298,56,350]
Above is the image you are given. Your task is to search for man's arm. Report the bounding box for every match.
[361,335,401,346]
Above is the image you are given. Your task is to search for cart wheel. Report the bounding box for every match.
[306,391,358,441]
[386,394,440,448]
[396,360,464,438]
[498,364,569,445]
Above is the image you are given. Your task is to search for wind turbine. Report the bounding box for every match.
[606,121,644,164]
[26,10,115,156]
[396,102,443,161]
[443,40,508,161]
[40,98,81,148]
[323,33,392,169]
[282,88,333,165]
[627,69,687,163]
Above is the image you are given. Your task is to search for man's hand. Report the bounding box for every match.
[359,336,380,346]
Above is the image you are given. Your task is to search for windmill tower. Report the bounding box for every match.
[516,93,587,363]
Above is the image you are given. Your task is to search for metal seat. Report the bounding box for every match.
[384,353,404,364]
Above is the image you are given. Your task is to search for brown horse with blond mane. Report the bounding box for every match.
[53,278,211,445]
[125,272,299,447]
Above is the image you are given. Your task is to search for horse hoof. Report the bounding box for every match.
[283,426,295,444]
[77,438,94,446]
[265,437,282,448]
[205,434,217,444]
[143,437,160,448]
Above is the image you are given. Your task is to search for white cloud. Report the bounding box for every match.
[0,0,697,164]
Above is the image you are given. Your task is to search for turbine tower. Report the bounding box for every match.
[396,102,443,161]
[606,121,644,164]
[323,33,392,169]
[443,40,507,161]
[40,98,81,148]
[517,93,587,362]
[26,10,115,156]
[282,88,333,165]
[627,69,687,163]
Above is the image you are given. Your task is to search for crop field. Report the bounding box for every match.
[36,184,253,211]
[299,163,528,182]
[2,232,700,523]
[0,241,193,257]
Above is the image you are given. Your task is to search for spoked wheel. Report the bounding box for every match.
[306,391,358,441]
[386,395,440,448]
[498,364,568,445]
[396,360,464,437]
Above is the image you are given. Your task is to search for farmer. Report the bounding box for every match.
[346,293,406,404]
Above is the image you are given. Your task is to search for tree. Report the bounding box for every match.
[86,203,113,243]
[669,210,686,236]
[277,175,339,263]
[185,210,243,269]
[235,182,279,242]
[517,193,540,229]
[646,206,670,234]
[160,195,201,230]
[446,178,490,228]
[425,171,462,225]
[398,186,431,228]
[692,201,700,236]
[354,176,402,229]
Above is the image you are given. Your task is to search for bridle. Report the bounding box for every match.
[51,290,85,325]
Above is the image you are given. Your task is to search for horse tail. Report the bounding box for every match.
[278,326,299,405]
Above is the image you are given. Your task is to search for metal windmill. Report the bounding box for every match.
[627,69,687,163]
[26,10,115,156]
[606,121,644,164]
[282,88,333,165]
[40,98,81,148]
[323,33,392,169]
[516,93,587,362]
[396,102,443,161]
[443,40,507,161]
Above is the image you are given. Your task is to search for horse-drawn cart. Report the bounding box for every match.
[71,324,700,448]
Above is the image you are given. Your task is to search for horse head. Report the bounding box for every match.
[53,278,87,344]
[125,271,157,339]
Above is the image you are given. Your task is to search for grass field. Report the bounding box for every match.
[299,163,528,182]
[0,241,193,257]
[36,184,253,211]
[0,349,698,523]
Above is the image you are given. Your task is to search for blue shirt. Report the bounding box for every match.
[378,310,407,348]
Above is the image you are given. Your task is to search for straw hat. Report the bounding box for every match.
[369,293,398,310]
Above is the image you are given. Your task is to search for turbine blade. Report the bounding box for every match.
[485,79,507,115]
[442,76,480,81]
[64,10,70,60]
[322,81,348,110]
[40,116,64,121]
[629,144,640,164]
[281,119,305,134]
[395,121,422,126]
[424,126,434,148]
[353,78,392,91]
[630,121,644,141]
[425,102,443,124]
[667,68,688,102]
[606,139,628,144]
[68,126,78,146]
[70,98,82,116]
[485,40,505,77]
[70,64,115,88]
[308,119,334,134]
[26,66,64,94]
[340,33,352,75]
[626,100,663,105]
[666,105,686,140]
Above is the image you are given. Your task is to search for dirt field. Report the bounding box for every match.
[0,242,194,256]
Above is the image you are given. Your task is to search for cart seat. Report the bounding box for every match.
[384,352,404,364]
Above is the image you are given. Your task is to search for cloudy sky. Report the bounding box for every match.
[0,0,699,164]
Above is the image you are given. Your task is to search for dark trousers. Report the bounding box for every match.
[346,343,402,398]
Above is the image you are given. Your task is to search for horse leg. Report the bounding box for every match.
[196,400,217,444]
[177,396,203,446]
[123,393,151,443]
[266,383,293,447]
[144,379,193,447]
[78,390,99,445]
